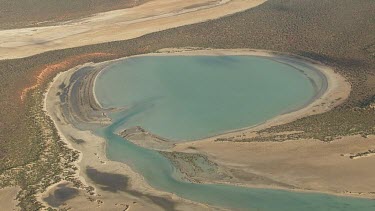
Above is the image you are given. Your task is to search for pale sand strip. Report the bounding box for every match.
[0,0,266,59]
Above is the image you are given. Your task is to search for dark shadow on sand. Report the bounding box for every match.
[86,166,176,210]
[43,183,79,207]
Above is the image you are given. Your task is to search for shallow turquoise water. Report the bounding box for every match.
[94,56,375,210]
[96,110,375,211]
[95,56,318,141]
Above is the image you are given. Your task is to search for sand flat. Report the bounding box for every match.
[173,135,375,198]
[0,187,20,211]
[0,0,266,59]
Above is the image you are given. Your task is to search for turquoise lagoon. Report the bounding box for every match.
[94,55,375,210]
[95,56,321,141]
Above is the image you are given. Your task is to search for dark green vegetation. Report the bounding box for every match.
[0,0,374,209]
[349,149,375,159]
[0,0,148,29]
[0,77,81,209]
[160,151,229,183]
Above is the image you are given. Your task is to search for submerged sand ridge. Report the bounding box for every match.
[40,48,375,211]
[0,0,266,60]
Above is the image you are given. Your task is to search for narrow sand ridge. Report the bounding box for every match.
[0,0,266,59]
[41,48,375,211]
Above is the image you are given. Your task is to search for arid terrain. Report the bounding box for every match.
[0,0,150,29]
[0,0,374,210]
[0,0,265,59]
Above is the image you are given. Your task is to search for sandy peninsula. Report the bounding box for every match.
[39,47,375,211]
[0,0,266,60]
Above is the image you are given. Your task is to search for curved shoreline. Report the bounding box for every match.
[170,48,348,143]
[43,48,370,210]
[91,48,349,144]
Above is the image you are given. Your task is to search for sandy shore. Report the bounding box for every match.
[41,47,375,210]
[0,0,266,59]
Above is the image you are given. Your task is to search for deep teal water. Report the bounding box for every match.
[94,56,375,210]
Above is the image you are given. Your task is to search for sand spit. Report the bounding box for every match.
[174,135,375,199]
[0,0,266,59]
